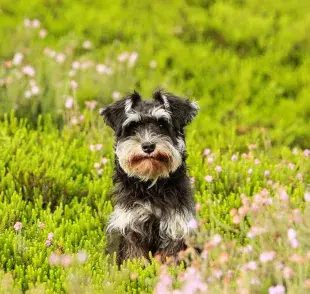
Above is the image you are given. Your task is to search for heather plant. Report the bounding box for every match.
[1,0,310,293]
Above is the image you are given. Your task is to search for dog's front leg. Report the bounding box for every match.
[118,231,150,265]
[158,238,187,263]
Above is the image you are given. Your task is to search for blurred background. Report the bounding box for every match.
[1,1,310,292]
[1,0,310,148]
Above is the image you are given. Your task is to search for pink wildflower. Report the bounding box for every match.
[268,285,285,294]
[242,244,253,253]
[254,158,261,165]
[45,239,52,247]
[207,157,214,164]
[128,52,138,67]
[190,177,195,184]
[84,100,97,110]
[247,226,266,238]
[181,267,208,293]
[96,144,103,150]
[201,250,208,259]
[12,52,23,65]
[213,269,223,279]
[195,203,201,211]
[71,117,78,125]
[48,253,60,266]
[188,219,198,229]
[56,53,66,64]
[38,222,45,229]
[31,85,40,95]
[60,254,72,267]
[32,19,41,28]
[250,277,260,285]
[297,172,303,180]
[22,65,36,77]
[94,162,101,169]
[264,170,270,177]
[242,153,248,159]
[117,51,129,62]
[155,266,173,294]
[287,228,297,240]
[96,64,108,74]
[70,80,78,89]
[24,18,31,27]
[290,238,299,248]
[287,228,298,248]
[14,222,23,231]
[81,60,94,69]
[203,148,211,156]
[260,251,276,263]
[43,47,56,58]
[82,40,92,49]
[76,251,88,263]
[204,175,213,183]
[279,189,289,202]
[304,149,310,157]
[232,215,242,224]
[304,191,310,202]
[65,97,74,109]
[47,232,54,240]
[292,148,298,155]
[112,91,121,100]
[215,166,222,173]
[248,144,257,150]
[211,234,222,246]
[72,61,80,69]
[39,29,47,38]
[231,154,238,161]
[25,90,32,98]
[245,261,258,271]
[293,209,302,223]
[101,157,109,165]
[288,163,295,170]
[283,267,294,279]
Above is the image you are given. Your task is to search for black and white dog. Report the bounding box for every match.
[99,89,199,264]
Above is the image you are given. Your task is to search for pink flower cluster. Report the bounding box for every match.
[45,232,54,248]
[13,222,23,231]
[93,157,109,175]
[25,79,40,98]
[117,51,139,67]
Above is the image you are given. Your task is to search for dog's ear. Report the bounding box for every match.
[153,89,199,128]
[99,91,142,134]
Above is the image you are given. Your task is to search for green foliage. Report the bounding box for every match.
[0,0,310,292]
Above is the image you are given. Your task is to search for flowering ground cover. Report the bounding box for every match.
[1,0,310,293]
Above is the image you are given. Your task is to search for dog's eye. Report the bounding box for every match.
[158,119,167,129]
[129,122,138,128]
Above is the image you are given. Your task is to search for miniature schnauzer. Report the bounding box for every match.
[99,89,199,264]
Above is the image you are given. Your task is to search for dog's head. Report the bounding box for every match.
[99,89,199,182]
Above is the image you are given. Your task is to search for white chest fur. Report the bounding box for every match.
[107,201,194,240]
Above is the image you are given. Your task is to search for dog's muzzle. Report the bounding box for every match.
[115,135,182,181]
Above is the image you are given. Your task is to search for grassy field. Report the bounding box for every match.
[1,0,310,293]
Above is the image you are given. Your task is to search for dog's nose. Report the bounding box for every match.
[141,142,156,154]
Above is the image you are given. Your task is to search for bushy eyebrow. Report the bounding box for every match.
[149,106,171,121]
